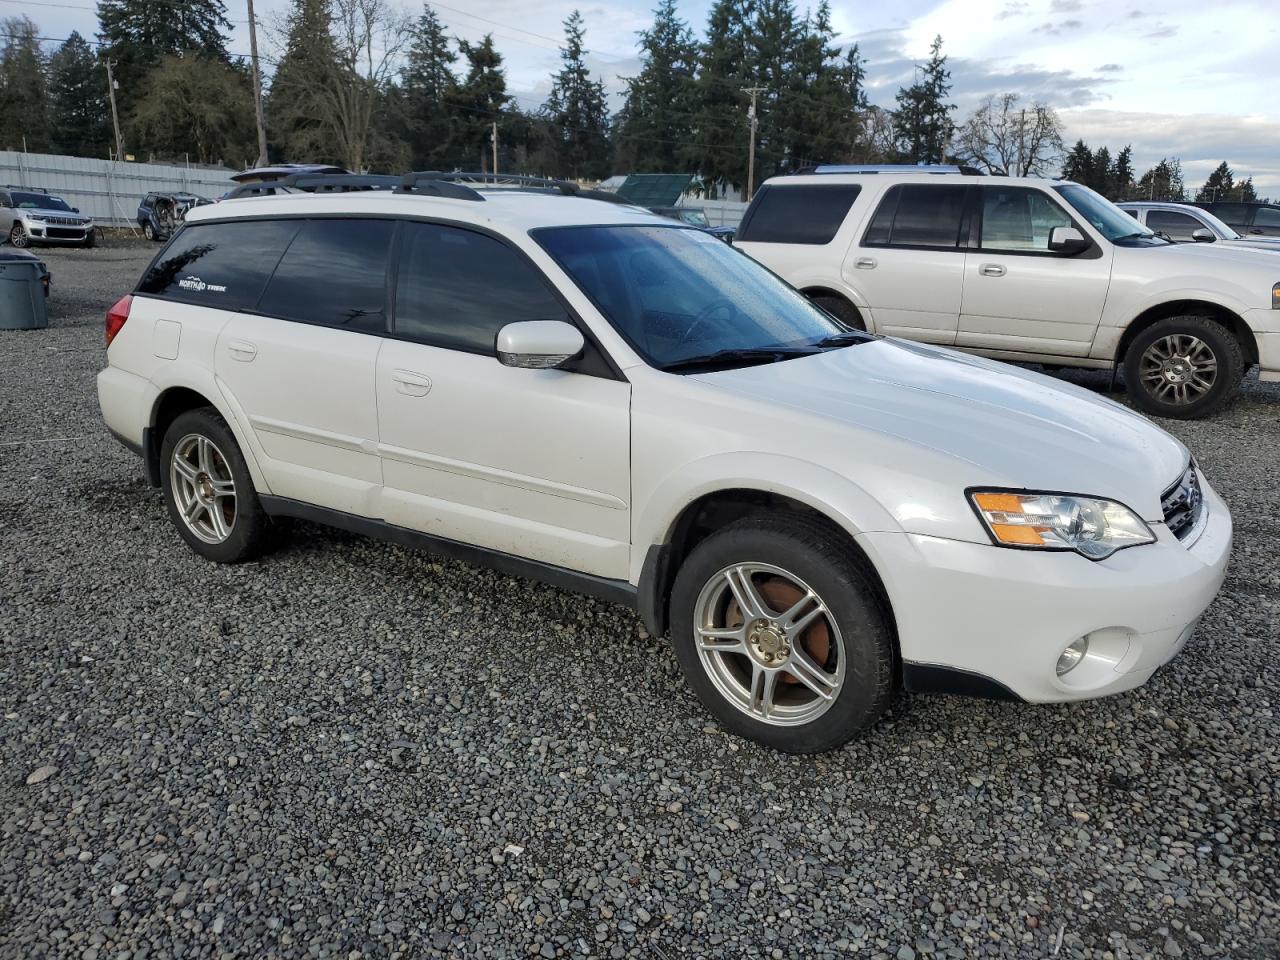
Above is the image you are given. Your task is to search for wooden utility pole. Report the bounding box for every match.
[104,59,125,161]
[246,0,268,166]
[491,122,498,176]
[744,87,765,202]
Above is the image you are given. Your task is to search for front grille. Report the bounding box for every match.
[47,227,85,239]
[43,216,82,226]
[1161,464,1203,541]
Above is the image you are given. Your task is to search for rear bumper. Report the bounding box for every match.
[859,472,1231,703]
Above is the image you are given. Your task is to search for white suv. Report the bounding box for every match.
[735,166,1280,419]
[2,186,96,248]
[97,173,1231,753]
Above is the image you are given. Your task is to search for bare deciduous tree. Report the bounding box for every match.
[953,93,1063,176]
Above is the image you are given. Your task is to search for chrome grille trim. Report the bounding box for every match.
[1161,463,1204,542]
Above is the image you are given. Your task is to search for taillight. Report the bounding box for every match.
[105,294,132,347]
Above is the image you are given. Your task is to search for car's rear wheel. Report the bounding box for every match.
[669,516,894,753]
[810,294,866,331]
[1124,315,1242,419]
[161,408,277,563]
[142,222,156,241]
[9,223,29,248]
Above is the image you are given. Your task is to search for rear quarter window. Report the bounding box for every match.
[737,184,862,244]
[137,219,299,311]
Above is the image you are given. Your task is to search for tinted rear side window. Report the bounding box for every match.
[1207,203,1249,226]
[256,218,394,333]
[137,219,298,310]
[863,184,968,249]
[1146,210,1205,241]
[393,222,569,354]
[737,184,862,244]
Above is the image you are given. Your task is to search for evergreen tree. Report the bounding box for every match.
[1091,145,1112,194]
[1136,157,1185,201]
[0,17,50,152]
[445,35,510,171]
[1112,145,1134,199]
[399,4,457,170]
[541,11,611,180]
[129,54,255,164]
[48,32,111,157]
[684,0,754,196]
[97,0,231,111]
[1195,161,1234,202]
[810,32,869,164]
[1061,139,1094,184]
[894,35,954,163]
[751,0,802,180]
[1235,176,1257,202]
[614,0,698,173]
[266,0,342,163]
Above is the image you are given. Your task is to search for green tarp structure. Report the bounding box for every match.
[615,174,695,208]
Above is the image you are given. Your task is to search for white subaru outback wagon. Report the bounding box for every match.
[735,166,1280,419]
[97,173,1231,753]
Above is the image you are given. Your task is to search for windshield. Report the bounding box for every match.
[1056,184,1165,243]
[535,225,847,369]
[13,192,73,212]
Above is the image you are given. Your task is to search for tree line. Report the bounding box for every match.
[0,0,1268,203]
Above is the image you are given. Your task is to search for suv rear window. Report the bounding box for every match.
[863,184,968,249]
[137,219,299,309]
[737,184,862,244]
[256,218,394,332]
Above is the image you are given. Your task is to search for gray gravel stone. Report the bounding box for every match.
[1,242,1278,960]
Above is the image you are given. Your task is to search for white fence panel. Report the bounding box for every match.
[0,152,238,227]
[680,197,749,229]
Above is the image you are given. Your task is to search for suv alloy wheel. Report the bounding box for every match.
[670,516,894,753]
[1124,315,1244,419]
[9,223,29,248]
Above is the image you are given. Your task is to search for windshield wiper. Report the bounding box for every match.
[660,347,817,373]
[1112,231,1158,242]
[814,331,873,349]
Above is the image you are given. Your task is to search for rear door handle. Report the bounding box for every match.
[227,338,257,361]
[854,257,877,270]
[979,263,1006,277]
[391,369,432,397]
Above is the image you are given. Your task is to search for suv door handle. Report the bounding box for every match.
[391,369,432,397]
[227,338,257,361]
[979,263,1006,277]
[854,257,877,270]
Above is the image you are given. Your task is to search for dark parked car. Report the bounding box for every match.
[648,205,736,242]
[1193,201,1280,238]
[137,192,211,241]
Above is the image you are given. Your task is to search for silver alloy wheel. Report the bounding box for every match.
[9,224,29,248]
[1139,333,1218,405]
[170,434,237,544]
[693,562,845,726]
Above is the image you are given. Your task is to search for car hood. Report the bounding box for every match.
[26,206,90,222]
[1154,238,1280,270]
[692,338,1187,521]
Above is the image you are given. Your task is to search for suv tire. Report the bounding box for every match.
[1124,315,1243,420]
[9,223,29,248]
[83,229,97,249]
[142,222,156,241]
[160,408,278,563]
[669,516,894,753]
[811,295,865,331]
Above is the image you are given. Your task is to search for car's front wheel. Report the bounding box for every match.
[160,408,278,563]
[142,222,156,241]
[669,516,894,753]
[9,223,29,248]
[1124,315,1243,419]
[83,229,97,248]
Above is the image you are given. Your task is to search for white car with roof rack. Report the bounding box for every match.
[734,164,1280,419]
[97,170,1231,753]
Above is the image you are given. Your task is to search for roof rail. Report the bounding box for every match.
[793,164,986,176]
[6,184,50,193]
[409,171,629,204]
[398,172,486,201]
[282,172,401,192]
[224,182,293,199]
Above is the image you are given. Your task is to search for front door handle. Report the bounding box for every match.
[854,256,877,270]
[391,369,432,397]
[227,338,257,361]
[979,263,1006,277]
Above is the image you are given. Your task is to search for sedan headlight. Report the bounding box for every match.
[969,490,1155,560]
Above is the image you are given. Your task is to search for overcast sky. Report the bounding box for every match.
[24,0,1280,195]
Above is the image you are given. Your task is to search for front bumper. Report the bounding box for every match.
[859,472,1231,703]
[25,222,92,243]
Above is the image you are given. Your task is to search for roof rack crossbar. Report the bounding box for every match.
[405,171,629,204]
[398,172,486,201]
[794,164,987,176]
[282,172,400,192]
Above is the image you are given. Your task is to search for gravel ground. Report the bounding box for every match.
[1,243,1276,960]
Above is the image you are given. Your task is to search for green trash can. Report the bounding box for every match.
[0,250,50,330]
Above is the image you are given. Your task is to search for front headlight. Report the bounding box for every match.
[969,490,1155,560]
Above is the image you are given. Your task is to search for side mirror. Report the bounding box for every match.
[72,207,80,213]
[1190,227,1216,243]
[496,320,584,370]
[1048,225,1090,255]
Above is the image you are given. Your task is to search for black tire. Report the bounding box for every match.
[669,516,895,753]
[160,407,277,563]
[1123,315,1243,420]
[142,222,156,241]
[810,294,866,331]
[83,228,97,248]
[9,223,29,248]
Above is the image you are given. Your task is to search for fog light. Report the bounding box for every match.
[1056,636,1090,677]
